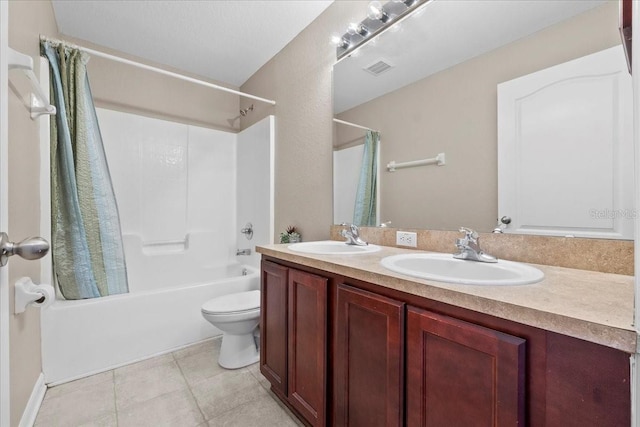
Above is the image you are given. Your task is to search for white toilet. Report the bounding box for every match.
[201,290,261,369]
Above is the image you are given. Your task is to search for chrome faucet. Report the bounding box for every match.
[453,227,497,263]
[340,223,368,246]
[236,248,251,256]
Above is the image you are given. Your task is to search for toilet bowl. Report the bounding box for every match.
[201,290,260,369]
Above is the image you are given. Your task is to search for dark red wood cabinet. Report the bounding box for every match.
[260,260,327,427]
[260,260,288,395]
[260,258,630,427]
[406,306,525,427]
[287,268,327,426]
[334,284,405,427]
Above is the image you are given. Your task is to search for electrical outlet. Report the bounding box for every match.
[396,231,417,247]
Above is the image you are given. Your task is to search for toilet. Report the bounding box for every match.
[201,290,261,369]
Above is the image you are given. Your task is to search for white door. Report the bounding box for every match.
[498,46,633,239]
[0,2,10,425]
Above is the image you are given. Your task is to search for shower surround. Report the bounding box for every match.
[41,110,274,384]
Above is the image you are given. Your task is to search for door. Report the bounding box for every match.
[287,269,327,427]
[260,260,288,397]
[498,45,633,239]
[406,306,525,427]
[0,2,10,424]
[334,284,404,427]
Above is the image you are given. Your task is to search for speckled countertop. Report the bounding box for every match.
[257,243,636,353]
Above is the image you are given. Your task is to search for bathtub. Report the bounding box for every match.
[41,262,259,385]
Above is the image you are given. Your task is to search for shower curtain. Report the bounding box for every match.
[42,40,128,299]
[353,130,379,226]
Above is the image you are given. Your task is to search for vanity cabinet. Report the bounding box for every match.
[260,257,630,427]
[333,284,525,427]
[260,260,327,427]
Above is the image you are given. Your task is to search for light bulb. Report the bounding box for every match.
[331,36,349,49]
[367,1,390,22]
[347,22,368,36]
[367,1,383,19]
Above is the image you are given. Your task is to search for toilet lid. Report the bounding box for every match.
[202,290,260,314]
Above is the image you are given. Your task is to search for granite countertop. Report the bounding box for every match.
[257,243,636,353]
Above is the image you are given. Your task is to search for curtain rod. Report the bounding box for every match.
[40,36,276,106]
[333,118,378,132]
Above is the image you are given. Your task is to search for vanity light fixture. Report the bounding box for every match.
[334,0,428,60]
[392,0,418,7]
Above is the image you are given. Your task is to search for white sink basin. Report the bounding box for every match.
[380,253,544,285]
[288,240,381,255]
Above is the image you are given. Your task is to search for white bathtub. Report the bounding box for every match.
[41,262,259,385]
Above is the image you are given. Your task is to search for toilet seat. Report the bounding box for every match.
[202,290,260,315]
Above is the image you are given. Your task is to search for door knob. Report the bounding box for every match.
[0,232,50,266]
[500,216,512,225]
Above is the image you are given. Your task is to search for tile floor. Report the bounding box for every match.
[35,338,302,427]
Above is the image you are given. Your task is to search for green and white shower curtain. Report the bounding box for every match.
[353,130,379,226]
[42,40,128,299]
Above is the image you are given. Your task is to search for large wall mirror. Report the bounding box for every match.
[333,0,633,239]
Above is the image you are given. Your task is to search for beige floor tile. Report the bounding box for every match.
[35,381,115,427]
[115,359,188,410]
[173,338,221,360]
[191,368,264,420]
[45,370,114,400]
[118,388,204,427]
[245,362,271,391]
[114,353,175,378]
[76,412,118,427]
[207,390,300,427]
[35,340,296,427]
[176,347,226,386]
[266,390,305,427]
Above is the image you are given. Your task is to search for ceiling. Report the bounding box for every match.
[51,0,334,87]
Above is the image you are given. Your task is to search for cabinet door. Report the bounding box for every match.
[260,260,288,396]
[288,269,327,427]
[406,306,525,427]
[334,284,404,427]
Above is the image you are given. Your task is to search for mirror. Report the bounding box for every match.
[333,0,630,236]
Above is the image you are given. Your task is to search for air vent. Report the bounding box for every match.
[364,59,393,76]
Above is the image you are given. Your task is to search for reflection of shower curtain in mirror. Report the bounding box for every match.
[353,130,379,226]
[42,41,128,300]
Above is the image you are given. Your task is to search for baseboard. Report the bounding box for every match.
[19,372,46,427]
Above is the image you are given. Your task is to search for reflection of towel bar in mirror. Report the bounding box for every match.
[8,47,56,120]
[387,153,445,172]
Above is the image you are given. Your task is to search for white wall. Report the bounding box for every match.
[236,116,275,268]
[98,109,274,287]
[333,144,363,225]
[98,108,238,291]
